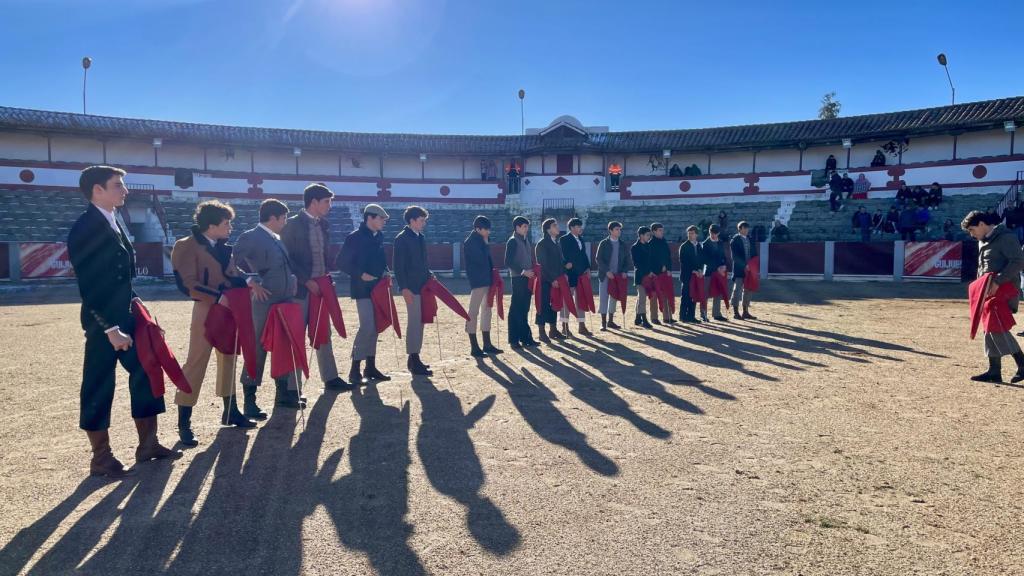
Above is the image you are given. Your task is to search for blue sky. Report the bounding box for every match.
[1,0,1022,135]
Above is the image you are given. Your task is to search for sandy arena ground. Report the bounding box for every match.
[0,279,1021,576]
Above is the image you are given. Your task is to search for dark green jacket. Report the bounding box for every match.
[979,224,1024,312]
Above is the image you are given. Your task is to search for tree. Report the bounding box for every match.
[818,91,841,120]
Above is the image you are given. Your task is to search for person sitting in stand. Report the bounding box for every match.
[871,208,884,236]
[841,172,855,200]
[828,172,844,212]
[928,182,943,209]
[915,204,931,237]
[912,186,928,207]
[943,218,957,241]
[769,219,790,242]
[895,183,911,206]
[871,150,887,167]
[851,206,873,242]
[899,206,918,241]
[825,154,837,174]
[668,163,683,177]
[884,206,900,236]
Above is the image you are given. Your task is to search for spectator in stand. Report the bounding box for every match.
[915,205,931,237]
[871,208,884,236]
[912,186,927,207]
[669,163,683,177]
[899,206,918,241]
[854,173,871,197]
[852,206,873,242]
[683,163,703,176]
[770,219,790,242]
[828,171,844,211]
[1004,200,1024,244]
[717,210,728,233]
[841,172,855,200]
[943,218,957,241]
[885,206,900,235]
[928,182,943,209]
[871,150,887,167]
[825,154,838,174]
[895,183,911,206]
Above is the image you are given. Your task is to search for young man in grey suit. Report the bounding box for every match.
[232,199,302,411]
[280,183,352,391]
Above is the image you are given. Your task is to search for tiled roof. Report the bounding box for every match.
[1,97,1021,155]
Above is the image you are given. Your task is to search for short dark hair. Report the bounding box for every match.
[79,165,126,200]
[473,215,492,230]
[512,216,530,228]
[686,225,698,233]
[608,221,622,231]
[303,183,333,207]
[259,199,289,223]
[542,218,557,233]
[650,223,664,231]
[567,217,583,229]
[737,221,750,230]
[708,224,720,234]
[194,200,235,232]
[637,226,651,236]
[404,205,429,224]
[961,210,1000,230]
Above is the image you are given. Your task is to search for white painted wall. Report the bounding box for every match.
[580,154,604,174]
[159,144,205,170]
[206,147,252,172]
[339,153,381,177]
[801,144,845,173]
[107,139,154,167]
[710,151,754,175]
[901,135,954,164]
[524,155,543,174]
[51,136,102,164]
[956,129,1009,159]
[300,150,339,176]
[0,132,48,161]
[849,140,890,169]
[624,154,665,176]
[384,155,421,179]
[756,149,799,173]
[424,156,463,179]
[254,149,297,174]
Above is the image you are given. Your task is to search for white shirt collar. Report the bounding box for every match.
[302,209,319,223]
[93,203,119,233]
[202,233,219,246]
[258,223,280,241]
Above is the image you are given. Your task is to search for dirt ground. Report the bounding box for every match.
[0,279,1021,576]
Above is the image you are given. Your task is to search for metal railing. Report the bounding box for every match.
[996,170,1023,217]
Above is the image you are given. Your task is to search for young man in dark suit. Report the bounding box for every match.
[558,217,592,337]
[535,218,566,342]
[504,216,539,348]
[595,220,631,330]
[730,221,756,320]
[393,205,434,375]
[68,165,181,478]
[631,226,655,328]
[678,225,704,323]
[463,215,501,357]
[280,183,351,391]
[648,222,674,324]
[701,224,729,321]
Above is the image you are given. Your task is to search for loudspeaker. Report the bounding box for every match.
[174,168,194,189]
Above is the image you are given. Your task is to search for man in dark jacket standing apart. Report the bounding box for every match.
[962,210,1024,383]
[596,220,631,331]
[730,221,756,320]
[464,215,502,357]
[393,206,433,375]
[631,226,655,328]
[68,165,180,478]
[558,217,592,337]
[337,204,392,386]
[678,225,704,323]
[281,183,351,391]
[649,223,674,325]
[536,218,566,342]
[504,216,539,348]
[702,224,730,321]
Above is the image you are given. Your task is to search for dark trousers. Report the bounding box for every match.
[901,228,916,241]
[80,320,166,431]
[860,228,871,242]
[509,276,532,344]
[680,290,696,320]
[535,280,556,325]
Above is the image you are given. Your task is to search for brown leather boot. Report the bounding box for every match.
[86,430,134,479]
[134,417,183,463]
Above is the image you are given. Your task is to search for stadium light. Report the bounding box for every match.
[842,138,852,149]
[518,89,525,136]
[1005,121,1016,133]
[419,153,427,162]
[152,138,162,148]
[81,57,91,115]
[937,53,955,105]
[293,147,302,157]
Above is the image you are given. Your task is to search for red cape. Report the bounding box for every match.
[607,274,628,314]
[203,287,258,379]
[308,275,346,349]
[261,302,309,379]
[575,275,596,313]
[709,270,730,309]
[689,273,706,304]
[654,272,676,315]
[531,264,543,311]
[488,268,506,320]
[969,273,1017,338]
[744,256,761,292]
[550,274,579,316]
[371,276,402,337]
[421,277,470,324]
[132,300,192,397]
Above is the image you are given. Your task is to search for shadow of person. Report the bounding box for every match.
[519,350,678,433]
[411,378,521,555]
[611,328,779,382]
[661,325,827,370]
[750,318,947,358]
[479,356,619,477]
[316,384,426,576]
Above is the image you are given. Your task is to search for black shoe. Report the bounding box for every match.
[713,315,728,321]
[971,371,1003,383]
[523,338,541,347]
[364,356,391,381]
[733,312,743,320]
[665,318,677,325]
[651,318,662,325]
[1011,370,1024,384]
[742,311,757,320]
[510,341,523,349]
[407,354,433,376]
[276,387,305,409]
[701,314,710,322]
[482,332,503,354]
[607,318,621,330]
[469,334,487,357]
[972,357,1003,383]
[634,315,642,326]
[349,365,368,387]
[325,376,355,391]
[177,406,199,447]
[222,397,256,428]
[640,315,653,329]
[242,386,267,421]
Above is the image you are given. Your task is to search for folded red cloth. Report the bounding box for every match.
[654,272,676,315]
[689,273,706,304]
[261,302,309,379]
[204,301,237,353]
[421,277,470,324]
[969,273,1017,338]
[532,264,543,311]
[371,276,402,337]
[133,299,192,397]
[308,275,346,350]
[488,268,506,320]
[550,274,578,317]
[709,270,730,309]
[744,256,761,292]
[575,274,596,313]
[607,274,628,314]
